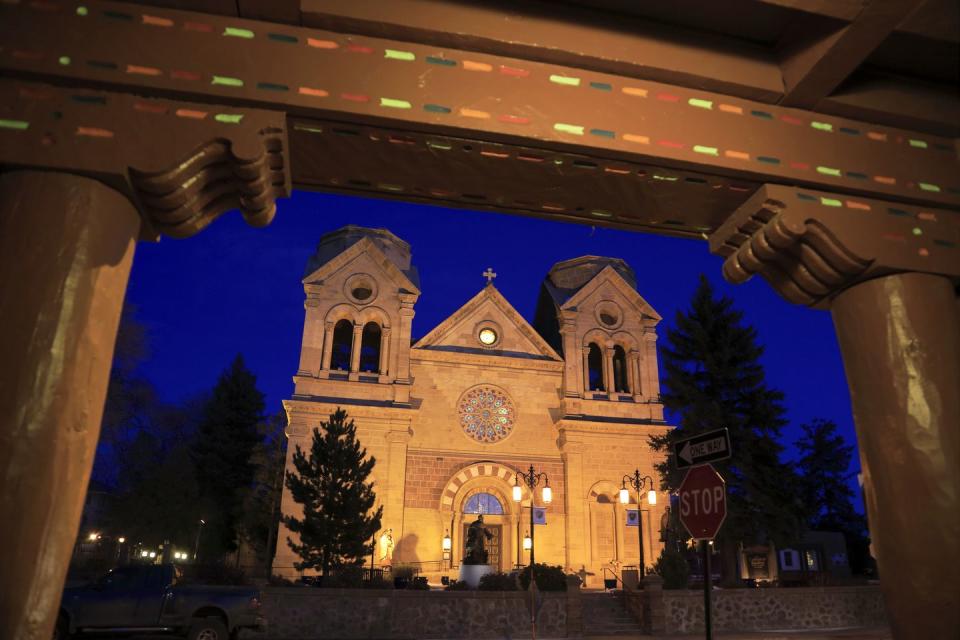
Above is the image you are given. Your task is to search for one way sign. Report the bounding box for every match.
[674,428,732,469]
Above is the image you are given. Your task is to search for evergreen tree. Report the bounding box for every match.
[284,409,382,576]
[795,418,863,533]
[192,354,265,559]
[650,275,803,582]
[241,410,288,576]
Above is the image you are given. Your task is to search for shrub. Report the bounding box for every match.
[409,576,430,590]
[478,571,519,591]
[518,564,567,591]
[364,575,393,589]
[653,547,690,590]
[445,579,472,591]
[324,565,364,588]
[391,564,417,580]
[268,574,296,587]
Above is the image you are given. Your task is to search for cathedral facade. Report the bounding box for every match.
[274,226,672,586]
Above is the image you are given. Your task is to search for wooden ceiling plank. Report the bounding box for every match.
[778,0,925,109]
[299,0,785,103]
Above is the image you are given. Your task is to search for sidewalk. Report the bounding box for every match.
[586,627,892,640]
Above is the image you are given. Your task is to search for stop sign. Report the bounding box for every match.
[678,464,727,540]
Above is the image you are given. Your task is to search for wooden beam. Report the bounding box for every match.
[778,0,925,109]
[299,0,785,103]
[820,73,960,138]
[2,0,958,212]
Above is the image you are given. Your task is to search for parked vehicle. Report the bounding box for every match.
[55,563,266,640]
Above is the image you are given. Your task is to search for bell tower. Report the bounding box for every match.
[294,225,420,405]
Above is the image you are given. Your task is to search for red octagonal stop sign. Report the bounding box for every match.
[678,464,727,540]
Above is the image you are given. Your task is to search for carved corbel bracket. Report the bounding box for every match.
[709,183,960,308]
[0,80,290,239]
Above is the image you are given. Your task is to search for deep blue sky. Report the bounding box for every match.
[125,190,859,478]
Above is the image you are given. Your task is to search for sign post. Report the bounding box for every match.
[678,464,727,640]
[674,428,731,469]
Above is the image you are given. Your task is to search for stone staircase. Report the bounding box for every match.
[581,591,644,636]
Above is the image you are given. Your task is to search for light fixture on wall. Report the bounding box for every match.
[512,481,522,503]
[442,530,451,552]
[523,532,532,550]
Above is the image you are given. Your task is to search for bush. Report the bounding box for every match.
[268,574,296,587]
[478,571,519,591]
[518,564,567,591]
[409,576,430,590]
[364,575,393,589]
[324,565,364,588]
[391,564,417,580]
[653,547,690,590]
[445,579,472,590]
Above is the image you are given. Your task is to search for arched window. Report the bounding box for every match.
[596,493,613,504]
[613,345,630,393]
[588,343,605,391]
[359,322,381,372]
[463,493,504,515]
[330,319,353,371]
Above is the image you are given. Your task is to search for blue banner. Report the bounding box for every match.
[533,508,547,525]
[626,509,639,527]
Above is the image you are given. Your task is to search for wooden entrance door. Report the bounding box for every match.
[463,523,501,569]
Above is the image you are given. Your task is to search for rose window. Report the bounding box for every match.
[458,385,515,443]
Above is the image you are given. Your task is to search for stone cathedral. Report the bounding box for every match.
[274,226,672,586]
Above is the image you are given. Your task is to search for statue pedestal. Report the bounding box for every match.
[458,564,495,588]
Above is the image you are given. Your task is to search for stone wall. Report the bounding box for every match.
[625,585,887,634]
[241,587,574,639]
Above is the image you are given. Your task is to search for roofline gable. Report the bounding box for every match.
[413,285,562,360]
[560,265,661,321]
[302,236,420,295]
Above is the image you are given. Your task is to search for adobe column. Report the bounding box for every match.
[710,184,960,639]
[0,171,140,640]
[831,273,960,639]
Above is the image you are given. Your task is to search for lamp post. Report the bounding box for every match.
[620,470,657,580]
[513,465,551,567]
[193,518,205,562]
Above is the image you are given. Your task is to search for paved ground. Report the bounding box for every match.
[586,629,892,640]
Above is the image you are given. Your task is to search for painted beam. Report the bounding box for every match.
[1,0,958,211]
[298,0,785,103]
[778,0,925,109]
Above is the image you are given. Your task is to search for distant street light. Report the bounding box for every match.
[118,537,126,544]
[87,532,98,542]
[620,470,657,580]
[193,518,205,561]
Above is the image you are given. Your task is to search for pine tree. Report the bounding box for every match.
[795,419,863,531]
[192,354,265,559]
[650,275,803,582]
[284,409,382,576]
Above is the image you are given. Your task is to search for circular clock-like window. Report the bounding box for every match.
[478,328,498,345]
[458,385,515,443]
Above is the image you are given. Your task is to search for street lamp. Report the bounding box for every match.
[620,470,657,580]
[523,532,532,551]
[513,465,551,567]
[193,518,205,561]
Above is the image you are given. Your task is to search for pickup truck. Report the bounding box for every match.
[56,564,266,640]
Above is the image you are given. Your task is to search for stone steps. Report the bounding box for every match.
[581,592,644,636]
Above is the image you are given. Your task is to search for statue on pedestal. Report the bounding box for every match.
[378,529,394,566]
[463,515,493,565]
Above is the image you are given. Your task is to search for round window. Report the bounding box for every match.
[478,328,498,345]
[343,274,378,304]
[595,301,623,329]
[458,385,515,443]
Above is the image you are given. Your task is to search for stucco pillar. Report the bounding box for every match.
[643,332,660,401]
[560,317,580,397]
[395,298,416,382]
[379,326,392,377]
[581,346,592,394]
[831,273,960,639]
[320,320,334,373]
[603,346,615,397]
[297,299,323,375]
[560,440,587,573]
[630,350,644,401]
[348,322,363,379]
[383,430,411,559]
[0,171,140,640]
